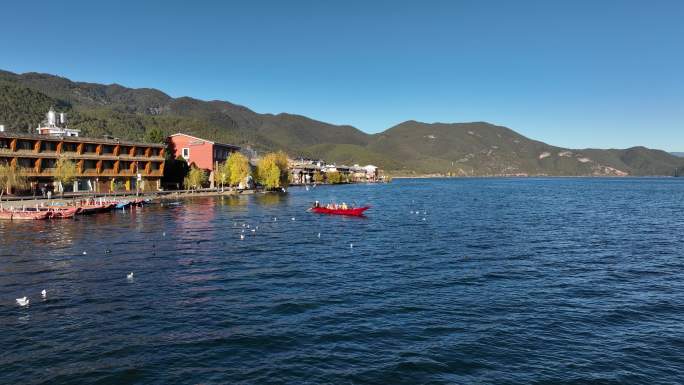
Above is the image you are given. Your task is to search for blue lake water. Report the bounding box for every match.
[1,178,683,384]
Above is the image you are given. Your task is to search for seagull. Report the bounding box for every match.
[274,217,277,221]
[317,233,321,238]
[105,249,112,254]
[127,272,134,280]
[251,229,256,233]
[291,217,296,221]
[242,223,246,227]
[422,217,426,221]
[350,243,354,249]
[16,297,29,307]
[162,232,166,237]
[240,234,245,240]
[41,289,47,298]
[82,251,87,255]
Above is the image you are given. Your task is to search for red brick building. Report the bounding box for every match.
[167,133,240,171]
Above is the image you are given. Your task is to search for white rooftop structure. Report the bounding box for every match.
[36,107,80,137]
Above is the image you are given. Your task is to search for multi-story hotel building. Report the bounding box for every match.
[0,108,165,193]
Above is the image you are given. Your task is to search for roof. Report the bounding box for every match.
[168,133,240,150]
[0,132,165,148]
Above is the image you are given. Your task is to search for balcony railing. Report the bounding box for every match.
[0,150,163,162]
[18,169,164,178]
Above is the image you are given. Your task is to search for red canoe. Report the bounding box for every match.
[310,206,370,216]
[0,209,50,220]
[24,207,79,219]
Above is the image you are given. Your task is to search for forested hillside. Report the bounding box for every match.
[1,69,682,176]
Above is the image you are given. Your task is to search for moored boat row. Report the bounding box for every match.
[0,198,150,220]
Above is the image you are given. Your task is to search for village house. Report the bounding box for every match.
[288,157,381,184]
[167,133,241,186]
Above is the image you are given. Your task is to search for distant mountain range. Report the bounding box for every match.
[671,152,684,158]
[1,69,682,176]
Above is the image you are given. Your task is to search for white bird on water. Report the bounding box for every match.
[350,243,354,249]
[317,232,321,238]
[274,217,277,221]
[240,234,245,240]
[41,289,47,298]
[16,297,29,307]
[291,217,296,221]
[127,272,134,280]
[82,251,87,255]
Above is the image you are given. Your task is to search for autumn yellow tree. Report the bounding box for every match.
[326,171,341,184]
[184,166,208,190]
[313,170,324,184]
[214,161,231,190]
[257,151,290,190]
[54,157,78,196]
[0,164,28,200]
[227,152,251,187]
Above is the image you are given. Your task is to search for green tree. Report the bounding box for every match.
[326,171,341,184]
[162,155,190,190]
[184,166,208,190]
[0,164,28,200]
[256,151,289,190]
[54,157,78,196]
[144,127,166,144]
[313,170,324,184]
[227,152,251,187]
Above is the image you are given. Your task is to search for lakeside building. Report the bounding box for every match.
[289,157,380,184]
[167,133,241,186]
[289,158,325,184]
[0,109,166,193]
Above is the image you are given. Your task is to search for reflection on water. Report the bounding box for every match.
[253,192,287,206]
[1,179,684,384]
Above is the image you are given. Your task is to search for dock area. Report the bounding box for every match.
[0,188,257,210]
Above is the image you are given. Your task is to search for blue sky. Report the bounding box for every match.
[1,0,682,150]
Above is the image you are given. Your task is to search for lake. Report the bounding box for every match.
[1,178,683,384]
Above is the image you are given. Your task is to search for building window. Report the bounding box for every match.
[182,148,190,159]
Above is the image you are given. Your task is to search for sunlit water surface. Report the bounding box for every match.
[1,178,683,384]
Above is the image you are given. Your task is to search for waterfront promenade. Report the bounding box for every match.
[0,188,257,209]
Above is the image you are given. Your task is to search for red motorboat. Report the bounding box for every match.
[310,206,370,217]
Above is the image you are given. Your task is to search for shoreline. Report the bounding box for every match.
[390,174,680,179]
[0,188,261,210]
